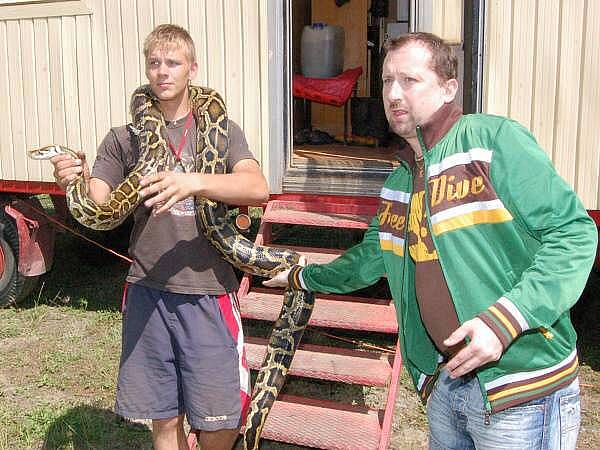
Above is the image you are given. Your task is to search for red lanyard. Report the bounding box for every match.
[167,110,194,161]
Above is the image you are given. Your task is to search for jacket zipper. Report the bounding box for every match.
[481,378,493,425]
[416,125,464,326]
[415,127,445,373]
[416,125,494,423]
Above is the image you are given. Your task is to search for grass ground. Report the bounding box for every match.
[0,214,598,449]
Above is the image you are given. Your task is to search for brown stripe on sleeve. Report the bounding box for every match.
[287,265,304,290]
[478,309,513,350]
[492,301,524,335]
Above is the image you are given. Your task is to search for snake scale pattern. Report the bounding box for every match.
[28,84,315,450]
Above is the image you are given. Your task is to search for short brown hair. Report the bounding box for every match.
[384,32,457,82]
[143,24,196,64]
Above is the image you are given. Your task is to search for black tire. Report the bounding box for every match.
[19,274,40,301]
[0,214,24,307]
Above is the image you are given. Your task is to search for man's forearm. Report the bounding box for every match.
[194,172,268,206]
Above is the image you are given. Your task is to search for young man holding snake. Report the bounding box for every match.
[50,24,268,450]
[267,33,597,449]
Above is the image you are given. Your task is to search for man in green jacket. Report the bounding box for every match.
[266,32,597,449]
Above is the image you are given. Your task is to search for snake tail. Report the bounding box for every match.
[243,287,316,450]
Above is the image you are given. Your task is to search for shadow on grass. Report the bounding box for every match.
[18,225,133,312]
[42,406,151,450]
[572,269,600,371]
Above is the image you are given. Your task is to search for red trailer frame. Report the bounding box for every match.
[0,181,65,305]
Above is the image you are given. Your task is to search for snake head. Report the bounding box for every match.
[27,144,72,160]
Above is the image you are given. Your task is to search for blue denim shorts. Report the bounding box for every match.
[114,284,250,431]
[427,368,580,450]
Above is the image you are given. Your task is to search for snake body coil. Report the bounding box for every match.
[243,287,314,449]
[29,85,315,450]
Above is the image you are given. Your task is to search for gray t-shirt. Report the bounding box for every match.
[92,118,255,295]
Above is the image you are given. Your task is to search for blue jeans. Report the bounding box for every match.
[427,369,580,450]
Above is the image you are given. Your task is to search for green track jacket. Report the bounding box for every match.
[291,107,598,413]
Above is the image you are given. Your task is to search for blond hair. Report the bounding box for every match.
[143,24,196,64]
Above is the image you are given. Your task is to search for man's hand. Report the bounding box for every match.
[262,256,307,288]
[140,171,200,215]
[50,151,89,191]
[443,318,503,379]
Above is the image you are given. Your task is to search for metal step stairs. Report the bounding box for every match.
[236,195,402,449]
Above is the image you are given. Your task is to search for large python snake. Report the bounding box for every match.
[28,84,315,450]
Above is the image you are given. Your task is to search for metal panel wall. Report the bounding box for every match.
[0,0,269,184]
[483,0,600,209]
[431,0,463,44]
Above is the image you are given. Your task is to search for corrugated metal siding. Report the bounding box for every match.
[0,0,269,184]
[483,0,600,209]
[431,0,462,44]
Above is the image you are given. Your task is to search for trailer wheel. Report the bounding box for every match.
[0,215,24,307]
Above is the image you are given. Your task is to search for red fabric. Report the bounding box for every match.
[293,67,363,106]
[217,293,251,419]
[121,282,128,313]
